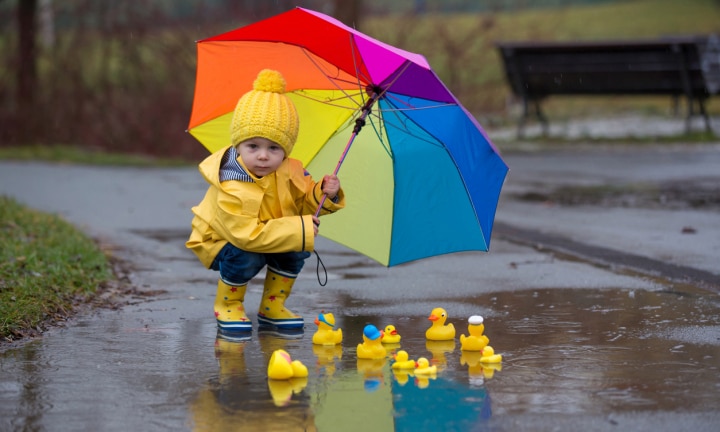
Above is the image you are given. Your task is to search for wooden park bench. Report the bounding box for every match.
[496,35,720,137]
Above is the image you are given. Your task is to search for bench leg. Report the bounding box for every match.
[534,101,549,137]
[698,98,712,133]
[684,94,695,134]
[671,95,680,117]
[685,98,712,134]
[516,97,549,139]
[516,96,530,139]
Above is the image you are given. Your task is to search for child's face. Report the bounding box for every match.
[237,137,285,178]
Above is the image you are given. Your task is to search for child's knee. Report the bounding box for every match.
[217,251,265,284]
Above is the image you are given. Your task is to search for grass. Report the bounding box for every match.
[0,145,193,166]
[496,125,720,147]
[0,196,113,343]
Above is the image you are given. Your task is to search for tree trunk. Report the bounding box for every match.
[18,0,38,142]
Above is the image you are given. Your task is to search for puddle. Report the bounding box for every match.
[513,179,720,210]
[485,288,720,416]
[2,287,719,430]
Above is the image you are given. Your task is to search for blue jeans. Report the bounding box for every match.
[210,242,311,286]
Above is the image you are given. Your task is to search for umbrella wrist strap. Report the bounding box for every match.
[314,249,328,287]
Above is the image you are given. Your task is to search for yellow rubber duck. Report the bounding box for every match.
[267,349,309,380]
[391,350,417,370]
[480,346,503,364]
[356,324,387,359]
[414,357,438,376]
[381,324,402,344]
[460,315,490,351]
[425,307,456,341]
[312,312,343,346]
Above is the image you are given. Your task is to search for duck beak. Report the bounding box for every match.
[428,314,438,321]
[314,318,320,325]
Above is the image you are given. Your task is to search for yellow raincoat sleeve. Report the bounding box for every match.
[286,159,346,216]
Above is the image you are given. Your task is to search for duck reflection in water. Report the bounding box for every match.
[391,373,492,431]
[189,331,317,432]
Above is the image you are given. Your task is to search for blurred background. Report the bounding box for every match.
[1,0,719,160]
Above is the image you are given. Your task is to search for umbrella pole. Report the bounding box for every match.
[314,90,380,217]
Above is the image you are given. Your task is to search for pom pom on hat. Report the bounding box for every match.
[253,69,287,93]
[230,69,299,155]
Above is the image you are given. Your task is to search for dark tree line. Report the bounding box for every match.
[2,0,363,160]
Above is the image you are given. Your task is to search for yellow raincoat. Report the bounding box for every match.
[187,145,345,268]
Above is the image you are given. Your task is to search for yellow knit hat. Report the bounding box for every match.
[230,69,299,156]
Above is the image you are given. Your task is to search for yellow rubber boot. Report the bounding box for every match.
[257,270,304,329]
[214,280,252,332]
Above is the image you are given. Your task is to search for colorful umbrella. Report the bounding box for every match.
[187,7,508,267]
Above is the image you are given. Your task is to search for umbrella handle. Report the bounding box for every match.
[314,92,379,218]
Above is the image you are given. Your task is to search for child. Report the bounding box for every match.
[186,69,345,332]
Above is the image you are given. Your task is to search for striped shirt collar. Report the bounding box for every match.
[219,146,253,183]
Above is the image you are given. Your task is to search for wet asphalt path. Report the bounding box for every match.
[1,142,719,431]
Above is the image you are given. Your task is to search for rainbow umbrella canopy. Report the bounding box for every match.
[187,7,508,267]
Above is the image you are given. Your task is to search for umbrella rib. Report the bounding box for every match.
[379,100,457,112]
[348,32,368,108]
[294,37,457,158]
[296,31,376,112]
[293,89,365,111]
[298,47,365,111]
[373,101,451,150]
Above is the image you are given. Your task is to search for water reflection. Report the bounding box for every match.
[425,339,456,370]
[187,287,720,430]
[391,375,492,431]
[188,324,496,431]
[487,287,720,415]
[189,333,316,431]
[3,287,719,431]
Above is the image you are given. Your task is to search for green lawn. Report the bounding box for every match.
[0,196,113,343]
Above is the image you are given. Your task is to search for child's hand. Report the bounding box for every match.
[312,215,320,237]
[322,175,340,199]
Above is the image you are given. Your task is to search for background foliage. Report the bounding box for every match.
[1,0,719,161]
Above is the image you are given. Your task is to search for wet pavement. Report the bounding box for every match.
[1,131,720,431]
